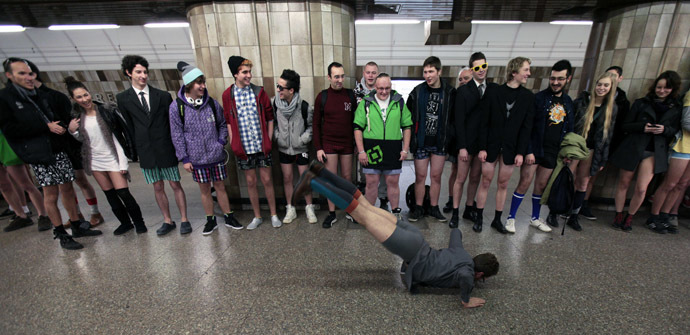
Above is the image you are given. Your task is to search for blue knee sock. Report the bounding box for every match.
[531,194,542,220]
[310,178,359,213]
[508,192,524,219]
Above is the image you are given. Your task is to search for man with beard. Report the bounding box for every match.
[504,60,574,233]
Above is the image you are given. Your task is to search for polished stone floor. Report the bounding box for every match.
[1,161,689,334]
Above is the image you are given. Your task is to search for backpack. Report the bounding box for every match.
[547,165,575,215]
[175,97,217,130]
[405,183,431,215]
[272,99,309,128]
[320,88,357,114]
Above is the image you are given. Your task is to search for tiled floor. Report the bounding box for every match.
[1,161,689,334]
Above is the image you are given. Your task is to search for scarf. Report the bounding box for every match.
[275,92,301,118]
[12,83,51,122]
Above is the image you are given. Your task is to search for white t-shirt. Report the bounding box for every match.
[375,95,391,122]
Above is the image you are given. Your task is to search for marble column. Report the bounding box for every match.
[586,2,690,204]
[186,1,356,204]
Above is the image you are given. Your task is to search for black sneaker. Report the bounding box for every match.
[37,215,52,232]
[473,215,483,233]
[566,214,582,231]
[134,221,148,234]
[442,200,453,213]
[114,223,134,235]
[322,213,337,228]
[203,217,218,235]
[379,197,389,211]
[54,230,83,250]
[645,217,667,234]
[224,214,243,230]
[660,221,678,234]
[400,262,408,275]
[3,216,33,232]
[345,213,358,224]
[0,208,14,218]
[546,213,559,227]
[72,222,103,237]
[490,218,508,234]
[429,206,447,222]
[408,206,423,222]
[579,202,596,220]
[449,214,459,228]
[392,207,403,221]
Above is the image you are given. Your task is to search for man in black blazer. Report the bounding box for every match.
[449,52,497,229]
[475,57,535,234]
[116,55,189,236]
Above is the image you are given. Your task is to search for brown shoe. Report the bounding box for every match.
[292,169,317,205]
[90,213,105,227]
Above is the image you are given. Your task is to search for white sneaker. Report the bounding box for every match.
[283,205,297,224]
[271,215,282,228]
[247,217,262,230]
[505,218,516,233]
[305,204,318,224]
[530,218,553,232]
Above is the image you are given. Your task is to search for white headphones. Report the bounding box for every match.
[186,97,203,107]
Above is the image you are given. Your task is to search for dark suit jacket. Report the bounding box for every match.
[478,84,534,164]
[116,85,176,169]
[454,80,498,155]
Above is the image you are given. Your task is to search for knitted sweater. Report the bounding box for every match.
[169,87,227,167]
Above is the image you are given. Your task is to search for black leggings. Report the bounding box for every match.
[104,187,143,225]
[381,219,426,262]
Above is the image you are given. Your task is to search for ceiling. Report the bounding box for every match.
[0,0,655,27]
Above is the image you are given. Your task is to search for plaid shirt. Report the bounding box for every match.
[233,85,262,154]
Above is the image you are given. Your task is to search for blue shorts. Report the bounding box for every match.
[671,151,690,160]
[414,145,446,160]
[362,168,402,175]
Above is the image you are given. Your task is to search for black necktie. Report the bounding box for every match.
[139,91,150,114]
[479,84,485,98]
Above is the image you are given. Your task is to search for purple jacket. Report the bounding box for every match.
[169,88,227,168]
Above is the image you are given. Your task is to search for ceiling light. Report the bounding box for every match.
[48,24,119,31]
[0,25,26,32]
[471,20,522,24]
[355,19,420,25]
[144,22,190,28]
[550,21,593,25]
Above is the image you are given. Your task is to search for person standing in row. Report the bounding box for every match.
[170,62,242,235]
[273,69,318,224]
[313,62,357,228]
[610,71,682,233]
[117,55,189,235]
[65,77,146,236]
[222,56,280,230]
[407,56,456,223]
[449,53,495,228]
[0,58,101,249]
[354,73,412,218]
[475,57,534,234]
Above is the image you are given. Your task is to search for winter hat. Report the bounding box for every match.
[227,55,246,76]
[177,61,204,85]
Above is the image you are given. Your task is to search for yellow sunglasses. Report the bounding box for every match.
[472,63,488,72]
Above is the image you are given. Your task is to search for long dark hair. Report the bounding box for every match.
[647,70,681,100]
[64,76,91,115]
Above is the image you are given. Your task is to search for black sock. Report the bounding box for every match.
[571,191,586,214]
[447,196,453,205]
[494,210,502,221]
[104,189,131,226]
[54,225,67,234]
[452,208,459,216]
[476,208,484,218]
[116,188,144,224]
[329,211,336,216]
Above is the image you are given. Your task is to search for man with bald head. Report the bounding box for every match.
[457,67,473,87]
[353,73,412,217]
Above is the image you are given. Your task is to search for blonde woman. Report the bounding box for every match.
[563,72,618,231]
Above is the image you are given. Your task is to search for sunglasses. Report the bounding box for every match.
[276,84,291,91]
[472,63,488,72]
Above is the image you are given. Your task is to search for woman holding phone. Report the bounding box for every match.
[609,71,682,232]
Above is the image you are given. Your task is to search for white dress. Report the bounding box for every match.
[83,115,129,172]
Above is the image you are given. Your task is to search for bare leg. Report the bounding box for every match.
[448,161,458,197]
[476,160,498,209]
[324,154,340,212]
[339,154,354,182]
[58,182,80,221]
[6,165,46,216]
[627,156,655,215]
[515,163,537,195]
[259,166,276,216]
[169,180,188,221]
[43,185,62,227]
[465,156,481,207]
[281,163,295,205]
[198,182,215,216]
[494,160,515,212]
[0,166,28,218]
[662,163,690,214]
[651,158,688,215]
[364,173,379,205]
[297,164,312,205]
[152,180,173,223]
[413,158,430,206]
[428,154,446,206]
[244,169,262,218]
[615,169,635,213]
[74,169,98,210]
[213,180,232,213]
[8,176,26,207]
[386,174,401,209]
[452,158,471,208]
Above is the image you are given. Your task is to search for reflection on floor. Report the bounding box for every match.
[1,161,689,333]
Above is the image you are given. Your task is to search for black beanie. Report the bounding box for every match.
[227,56,246,77]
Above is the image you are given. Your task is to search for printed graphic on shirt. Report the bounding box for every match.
[548,102,566,126]
[425,92,441,136]
[344,101,352,111]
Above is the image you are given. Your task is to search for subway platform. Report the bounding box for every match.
[1,161,689,334]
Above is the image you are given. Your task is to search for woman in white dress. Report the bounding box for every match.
[65,77,145,235]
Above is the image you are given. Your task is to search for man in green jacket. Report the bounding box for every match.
[354,73,412,217]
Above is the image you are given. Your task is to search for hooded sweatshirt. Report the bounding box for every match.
[169,87,227,168]
[272,93,313,155]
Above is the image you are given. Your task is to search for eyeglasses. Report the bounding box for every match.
[472,63,488,72]
[276,84,290,91]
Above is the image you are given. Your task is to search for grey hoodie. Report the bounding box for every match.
[272,93,313,155]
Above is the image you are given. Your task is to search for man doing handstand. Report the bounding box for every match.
[293,161,499,308]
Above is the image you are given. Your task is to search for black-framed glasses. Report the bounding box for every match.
[472,63,488,72]
[276,84,290,91]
